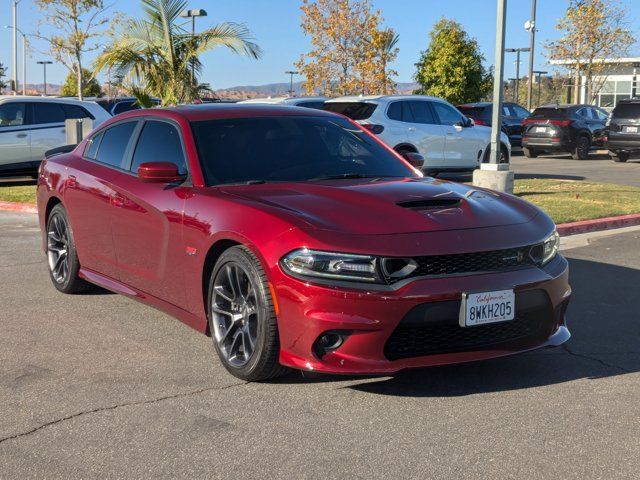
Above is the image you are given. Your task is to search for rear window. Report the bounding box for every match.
[612,103,640,119]
[323,102,377,120]
[457,106,486,117]
[530,107,568,119]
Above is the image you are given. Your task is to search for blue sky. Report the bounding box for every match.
[0,0,638,89]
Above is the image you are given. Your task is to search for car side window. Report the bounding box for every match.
[512,105,530,118]
[62,104,94,120]
[592,108,608,121]
[387,101,402,121]
[0,103,26,127]
[85,131,104,160]
[31,102,67,124]
[408,101,436,124]
[130,120,186,175]
[432,102,466,126]
[95,122,137,168]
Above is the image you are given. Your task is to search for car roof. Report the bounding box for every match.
[238,96,327,104]
[0,95,101,107]
[325,94,445,103]
[109,103,339,123]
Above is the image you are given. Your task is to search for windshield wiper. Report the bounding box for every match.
[308,173,380,181]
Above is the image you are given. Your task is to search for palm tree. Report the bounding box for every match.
[94,0,262,106]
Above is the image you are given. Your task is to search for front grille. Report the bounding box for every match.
[384,290,555,361]
[398,245,539,282]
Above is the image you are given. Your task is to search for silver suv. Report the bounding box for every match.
[325,95,511,174]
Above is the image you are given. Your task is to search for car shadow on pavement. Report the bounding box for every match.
[282,257,640,395]
[514,173,586,181]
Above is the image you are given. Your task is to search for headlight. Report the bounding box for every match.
[281,249,382,283]
[540,230,560,266]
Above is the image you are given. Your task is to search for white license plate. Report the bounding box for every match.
[460,289,515,327]
[535,126,547,133]
[625,126,638,133]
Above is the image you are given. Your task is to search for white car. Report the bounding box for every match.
[324,95,511,173]
[238,96,327,109]
[0,96,111,177]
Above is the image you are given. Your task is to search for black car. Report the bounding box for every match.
[457,102,530,147]
[521,104,609,159]
[95,97,160,116]
[605,98,640,162]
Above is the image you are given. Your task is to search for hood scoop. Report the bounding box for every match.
[396,197,461,210]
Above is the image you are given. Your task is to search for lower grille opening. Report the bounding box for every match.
[384,290,555,361]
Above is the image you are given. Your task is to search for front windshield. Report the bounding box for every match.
[190,115,417,186]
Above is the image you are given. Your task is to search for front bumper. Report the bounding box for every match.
[273,255,571,374]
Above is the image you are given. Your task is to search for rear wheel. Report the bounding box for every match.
[482,144,509,164]
[523,147,538,158]
[207,246,288,381]
[46,204,91,294]
[611,151,629,162]
[571,135,591,160]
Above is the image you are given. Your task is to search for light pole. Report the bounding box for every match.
[532,70,548,107]
[508,78,517,102]
[180,9,208,81]
[5,25,27,95]
[505,47,530,105]
[37,61,52,96]
[525,0,537,110]
[285,70,298,97]
[12,1,21,94]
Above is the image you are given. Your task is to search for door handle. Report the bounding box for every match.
[16,133,28,138]
[111,193,125,208]
[66,175,78,188]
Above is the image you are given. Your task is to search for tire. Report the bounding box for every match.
[523,147,538,158]
[482,144,509,164]
[571,135,591,160]
[611,151,629,163]
[207,246,288,381]
[46,204,91,294]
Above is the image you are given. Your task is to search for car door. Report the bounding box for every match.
[28,102,68,162]
[109,118,189,307]
[431,101,482,168]
[0,102,31,172]
[404,100,446,166]
[590,107,609,146]
[63,121,138,280]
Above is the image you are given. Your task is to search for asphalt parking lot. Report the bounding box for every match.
[1,209,639,479]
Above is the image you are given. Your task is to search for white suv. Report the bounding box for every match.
[0,96,111,177]
[238,96,327,109]
[324,95,511,173]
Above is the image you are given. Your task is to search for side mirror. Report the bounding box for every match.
[137,162,184,183]
[401,152,425,169]
[466,117,475,127]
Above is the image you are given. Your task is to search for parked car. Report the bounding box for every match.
[36,104,569,381]
[604,98,640,162]
[521,104,609,159]
[0,96,111,177]
[457,101,530,147]
[238,96,327,109]
[94,97,160,116]
[324,95,511,174]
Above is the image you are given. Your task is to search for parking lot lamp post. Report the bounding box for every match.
[37,61,52,96]
[525,0,537,110]
[532,70,547,107]
[180,9,208,82]
[473,0,514,193]
[5,25,26,95]
[505,47,530,105]
[285,70,298,97]
[508,78,517,102]
[12,1,20,94]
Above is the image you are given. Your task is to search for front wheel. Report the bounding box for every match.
[207,246,288,381]
[571,136,591,160]
[611,151,629,162]
[523,147,538,158]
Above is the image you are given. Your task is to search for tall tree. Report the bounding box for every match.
[60,68,102,97]
[94,0,262,106]
[414,18,491,105]
[546,0,634,104]
[0,63,7,92]
[296,0,398,96]
[35,0,112,101]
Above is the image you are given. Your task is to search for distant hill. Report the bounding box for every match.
[213,81,419,100]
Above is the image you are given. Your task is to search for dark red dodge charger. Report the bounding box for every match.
[37,105,571,381]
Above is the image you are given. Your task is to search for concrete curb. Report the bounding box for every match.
[556,213,640,237]
[1,201,640,237]
[0,201,38,214]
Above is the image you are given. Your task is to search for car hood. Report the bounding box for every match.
[219,177,540,235]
